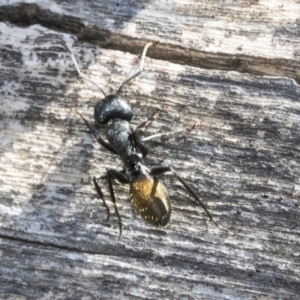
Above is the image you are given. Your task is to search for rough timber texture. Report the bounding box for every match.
[0,0,300,82]
[0,1,299,300]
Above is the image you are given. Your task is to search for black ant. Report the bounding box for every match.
[60,41,223,239]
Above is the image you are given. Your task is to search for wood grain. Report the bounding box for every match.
[0,1,299,299]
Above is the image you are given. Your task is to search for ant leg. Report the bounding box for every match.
[142,124,197,142]
[142,130,186,142]
[94,170,128,221]
[106,169,129,239]
[107,169,129,184]
[117,42,153,95]
[77,112,118,155]
[129,131,148,158]
[136,109,160,132]
[93,177,110,221]
[127,109,161,159]
[150,166,224,230]
[95,169,129,239]
[59,41,106,97]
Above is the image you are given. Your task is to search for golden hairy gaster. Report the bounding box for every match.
[130,174,171,226]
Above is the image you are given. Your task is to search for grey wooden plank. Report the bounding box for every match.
[0,20,299,300]
[0,1,299,82]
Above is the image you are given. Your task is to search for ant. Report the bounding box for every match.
[60,41,223,239]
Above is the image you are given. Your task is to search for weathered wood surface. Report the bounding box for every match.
[0,0,300,82]
[0,1,299,300]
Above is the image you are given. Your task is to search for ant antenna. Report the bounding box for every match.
[59,41,106,98]
[117,42,153,95]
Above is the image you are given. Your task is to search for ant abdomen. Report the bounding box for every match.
[94,95,133,124]
[130,174,171,227]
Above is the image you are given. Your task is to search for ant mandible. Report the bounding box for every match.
[60,41,222,239]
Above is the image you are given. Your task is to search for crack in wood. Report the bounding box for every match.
[0,2,299,84]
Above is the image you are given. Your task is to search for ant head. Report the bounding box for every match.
[94,94,133,124]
